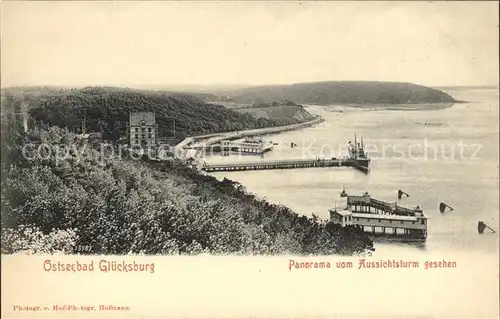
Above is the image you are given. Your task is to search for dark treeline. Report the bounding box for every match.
[1,126,374,256]
[1,86,312,141]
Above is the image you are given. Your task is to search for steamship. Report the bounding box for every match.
[348,135,370,172]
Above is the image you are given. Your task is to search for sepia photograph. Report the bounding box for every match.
[1,1,499,318]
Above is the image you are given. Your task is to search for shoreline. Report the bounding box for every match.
[175,116,325,158]
[306,101,461,109]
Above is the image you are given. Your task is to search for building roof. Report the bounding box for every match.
[130,112,155,126]
[330,209,352,216]
[351,213,420,221]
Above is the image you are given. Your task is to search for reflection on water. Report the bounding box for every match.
[372,237,427,251]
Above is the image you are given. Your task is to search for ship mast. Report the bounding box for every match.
[354,134,357,153]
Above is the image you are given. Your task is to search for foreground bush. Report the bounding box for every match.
[1,226,78,255]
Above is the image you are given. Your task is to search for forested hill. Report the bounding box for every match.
[1,124,374,256]
[220,81,456,105]
[1,86,313,141]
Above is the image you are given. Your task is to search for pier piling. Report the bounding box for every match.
[439,202,454,213]
[478,221,496,234]
[398,190,410,200]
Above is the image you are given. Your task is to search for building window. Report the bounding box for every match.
[135,128,138,132]
[378,219,381,223]
[148,133,152,138]
[367,219,370,222]
[421,219,425,225]
[412,221,415,224]
[400,221,404,224]
[148,127,152,132]
[135,140,139,144]
[356,218,359,221]
[134,134,138,138]
[141,134,145,138]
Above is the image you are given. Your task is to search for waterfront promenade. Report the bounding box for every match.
[174,116,324,160]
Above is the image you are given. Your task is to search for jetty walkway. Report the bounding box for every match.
[201,157,365,173]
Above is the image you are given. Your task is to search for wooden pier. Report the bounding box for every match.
[201,157,363,172]
[330,192,427,239]
[198,134,371,173]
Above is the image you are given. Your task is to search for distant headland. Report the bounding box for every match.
[214,81,458,106]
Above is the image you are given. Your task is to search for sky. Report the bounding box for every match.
[1,1,499,88]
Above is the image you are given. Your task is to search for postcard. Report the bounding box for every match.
[1,1,499,318]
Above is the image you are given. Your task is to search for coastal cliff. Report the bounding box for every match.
[223,102,316,123]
